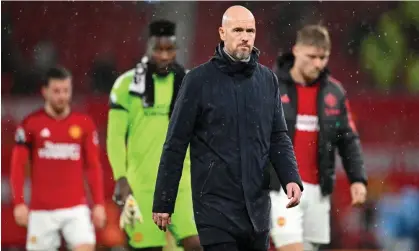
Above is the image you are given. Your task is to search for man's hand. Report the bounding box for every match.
[92,205,107,229]
[152,212,171,232]
[350,182,367,206]
[119,195,143,229]
[113,177,132,207]
[286,182,302,208]
[13,203,29,227]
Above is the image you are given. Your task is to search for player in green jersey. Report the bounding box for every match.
[107,20,201,251]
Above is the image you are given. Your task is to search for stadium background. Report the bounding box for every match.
[1,1,419,250]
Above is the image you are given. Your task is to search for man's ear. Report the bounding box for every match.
[41,86,47,99]
[219,27,226,41]
[292,45,299,57]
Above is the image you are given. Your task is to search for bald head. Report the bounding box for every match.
[219,5,256,60]
[222,5,255,27]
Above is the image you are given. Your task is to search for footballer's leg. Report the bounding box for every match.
[72,244,94,251]
[125,190,166,250]
[26,210,61,251]
[61,205,95,251]
[269,190,304,251]
[169,189,202,251]
[302,242,320,251]
[302,184,331,251]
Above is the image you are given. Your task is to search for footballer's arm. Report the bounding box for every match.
[107,92,131,206]
[10,126,31,227]
[84,119,106,228]
[336,97,368,206]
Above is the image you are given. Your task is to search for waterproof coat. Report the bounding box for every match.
[153,43,303,246]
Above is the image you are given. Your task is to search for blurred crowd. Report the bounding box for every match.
[2,2,419,96]
[2,1,419,251]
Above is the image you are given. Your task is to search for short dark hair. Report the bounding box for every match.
[148,19,176,37]
[43,66,72,86]
[296,24,331,51]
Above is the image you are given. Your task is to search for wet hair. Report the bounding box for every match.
[296,24,331,51]
[43,66,72,87]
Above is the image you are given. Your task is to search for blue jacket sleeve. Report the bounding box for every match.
[153,72,200,214]
[269,73,303,194]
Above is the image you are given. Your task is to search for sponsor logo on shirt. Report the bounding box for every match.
[143,104,170,116]
[295,115,319,132]
[38,141,81,160]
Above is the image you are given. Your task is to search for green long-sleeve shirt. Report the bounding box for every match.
[107,67,191,193]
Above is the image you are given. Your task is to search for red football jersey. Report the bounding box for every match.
[10,109,104,210]
[293,83,320,184]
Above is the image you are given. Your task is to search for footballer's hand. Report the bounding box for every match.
[14,203,29,227]
[113,177,132,207]
[152,212,171,232]
[119,195,143,229]
[286,182,302,209]
[92,205,107,229]
[350,182,367,206]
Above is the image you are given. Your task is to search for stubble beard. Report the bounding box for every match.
[233,50,250,61]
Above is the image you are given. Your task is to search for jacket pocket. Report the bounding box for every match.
[200,160,215,197]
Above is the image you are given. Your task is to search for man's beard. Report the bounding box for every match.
[232,46,252,61]
[233,51,250,60]
[51,104,66,115]
[149,61,173,75]
[305,70,321,82]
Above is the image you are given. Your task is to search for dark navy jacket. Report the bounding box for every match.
[153,43,303,246]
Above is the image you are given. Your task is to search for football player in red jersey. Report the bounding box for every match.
[10,66,106,251]
[269,25,367,251]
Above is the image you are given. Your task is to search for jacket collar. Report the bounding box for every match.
[211,41,260,77]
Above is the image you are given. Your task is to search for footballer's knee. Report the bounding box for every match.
[303,242,320,251]
[277,243,304,251]
[181,235,203,251]
[73,244,95,251]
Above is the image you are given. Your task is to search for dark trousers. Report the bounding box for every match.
[203,241,268,251]
[201,228,269,251]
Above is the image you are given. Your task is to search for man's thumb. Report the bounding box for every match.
[287,186,293,199]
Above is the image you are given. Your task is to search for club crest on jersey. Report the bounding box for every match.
[324,93,337,107]
[69,125,82,139]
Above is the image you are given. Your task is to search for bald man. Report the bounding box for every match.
[152,6,304,251]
